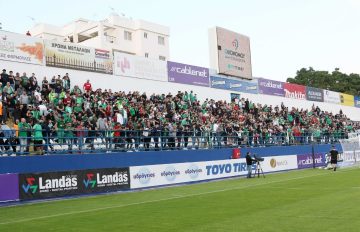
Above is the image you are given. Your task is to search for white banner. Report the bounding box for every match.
[324,90,340,104]
[44,40,113,74]
[130,155,298,189]
[0,30,44,65]
[114,52,167,81]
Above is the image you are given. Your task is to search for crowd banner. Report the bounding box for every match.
[167,61,210,87]
[340,93,355,107]
[44,40,113,74]
[297,153,325,169]
[0,31,44,65]
[0,173,19,202]
[130,155,297,189]
[306,86,324,102]
[257,78,285,97]
[210,75,258,94]
[114,52,167,81]
[19,168,130,200]
[355,96,360,108]
[284,83,306,100]
[324,90,340,104]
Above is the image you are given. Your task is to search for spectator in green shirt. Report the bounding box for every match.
[18,118,30,155]
[32,120,43,155]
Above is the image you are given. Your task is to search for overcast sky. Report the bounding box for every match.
[1,0,359,81]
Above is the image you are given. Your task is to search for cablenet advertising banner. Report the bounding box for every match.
[257,78,285,97]
[0,31,44,65]
[167,61,209,87]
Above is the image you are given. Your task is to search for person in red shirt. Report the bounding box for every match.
[113,122,122,149]
[83,80,92,92]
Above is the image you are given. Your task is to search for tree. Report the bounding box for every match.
[287,67,360,96]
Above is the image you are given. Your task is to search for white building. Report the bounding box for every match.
[30,13,170,61]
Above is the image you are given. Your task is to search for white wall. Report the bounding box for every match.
[3,60,360,121]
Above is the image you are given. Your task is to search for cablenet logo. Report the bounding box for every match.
[232,39,239,50]
[83,173,97,188]
[22,177,38,193]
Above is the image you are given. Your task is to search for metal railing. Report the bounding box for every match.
[0,129,350,156]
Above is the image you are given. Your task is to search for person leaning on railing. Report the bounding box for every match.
[18,118,30,155]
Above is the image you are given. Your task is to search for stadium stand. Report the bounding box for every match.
[0,68,359,156]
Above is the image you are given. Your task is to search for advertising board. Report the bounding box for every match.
[114,52,167,81]
[0,30,44,65]
[167,61,209,87]
[44,40,113,74]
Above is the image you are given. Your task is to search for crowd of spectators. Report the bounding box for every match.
[0,68,359,155]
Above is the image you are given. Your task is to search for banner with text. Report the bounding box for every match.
[257,78,285,97]
[284,83,306,100]
[19,168,130,200]
[210,75,258,94]
[44,40,113,74]
[130,155,297,189]
[297,153,325,169]
[324,90,341,104]
[306,86,324,102]
[0,31,44,65]
[167,61,209,87]
[340,93,354,106]
[114,52,167,81]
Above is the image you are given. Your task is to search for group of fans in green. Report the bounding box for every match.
[0,68,359,155]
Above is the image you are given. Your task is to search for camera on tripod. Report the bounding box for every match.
[252,154,265,178]
[253,154,264,162]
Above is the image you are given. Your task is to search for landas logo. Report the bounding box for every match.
[22,177,38,194]
[83,173,97,188]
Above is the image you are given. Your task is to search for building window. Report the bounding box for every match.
[145,53,149,58]
[124,31,132,41]
[158,36,165,45]
[159,56,166,61]
[144,32,148,39]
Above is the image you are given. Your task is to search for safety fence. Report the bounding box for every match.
[0,129,349,156]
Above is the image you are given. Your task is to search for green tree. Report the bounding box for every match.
[287,67,360,96]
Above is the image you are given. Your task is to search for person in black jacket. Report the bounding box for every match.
[246,152,255,178]
[330,145,339,171]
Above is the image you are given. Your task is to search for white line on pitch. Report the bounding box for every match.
[0,170,339,226]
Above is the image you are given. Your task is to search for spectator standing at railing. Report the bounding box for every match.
[55,115,65,145]
[18,118,30,155]
[32,120,43,155]
[75,121,85,153]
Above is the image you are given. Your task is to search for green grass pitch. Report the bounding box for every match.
[0,168,359,232]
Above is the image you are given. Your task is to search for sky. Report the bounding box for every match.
[0,0,359,82]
